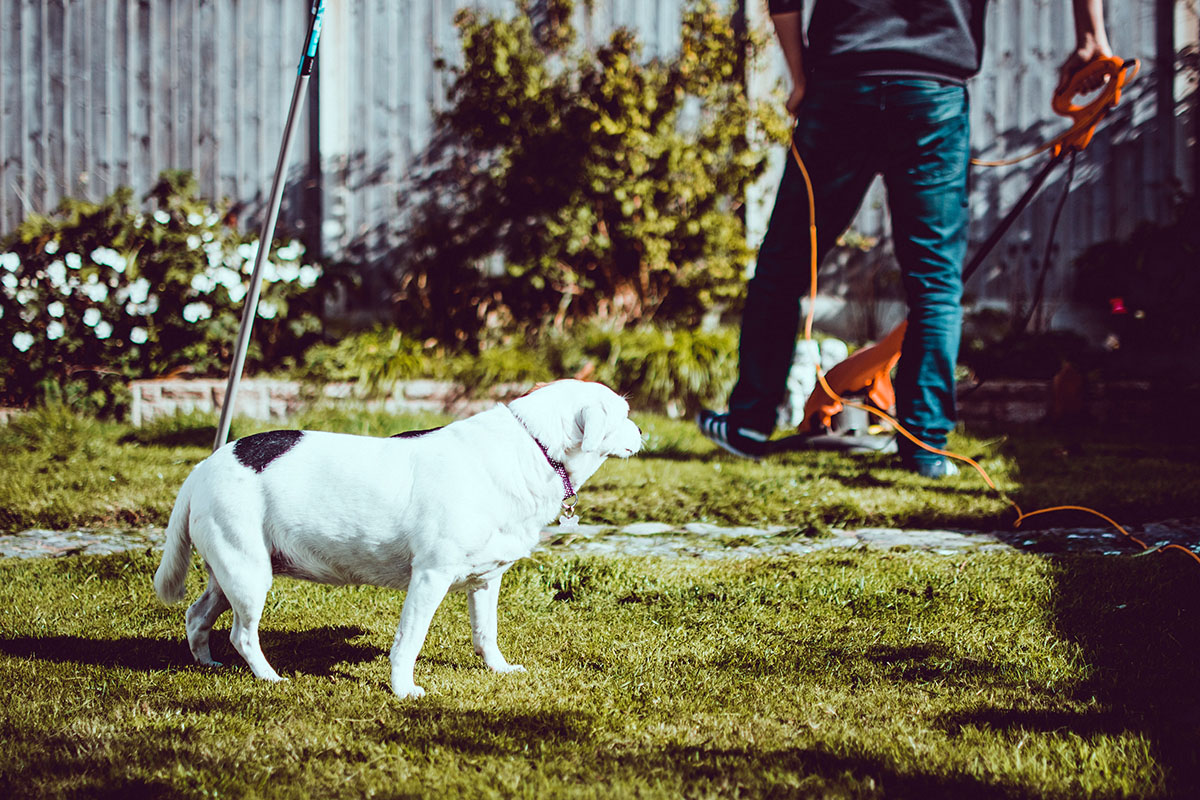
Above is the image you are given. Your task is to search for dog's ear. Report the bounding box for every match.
[577,404,610,454]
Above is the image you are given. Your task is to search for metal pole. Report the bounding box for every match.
[214,1,326,451]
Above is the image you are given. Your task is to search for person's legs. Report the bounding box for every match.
[722,81,879,439]
[879,81,971,468]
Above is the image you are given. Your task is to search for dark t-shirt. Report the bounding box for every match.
[767,0,988,83]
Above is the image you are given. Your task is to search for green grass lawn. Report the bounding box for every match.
[2,406,1199,797]
[1,405,1198,535]
[0,549,1196,798]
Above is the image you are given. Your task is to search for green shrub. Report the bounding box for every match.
[297,327,441,399]
[451,339,556,391]
[0,171,325,415]
[294,321,738,416]
[1073,193,1200,361]
[549,322,738,415]
[393,0,787,342]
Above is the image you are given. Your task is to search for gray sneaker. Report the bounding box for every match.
[696,410,770,459]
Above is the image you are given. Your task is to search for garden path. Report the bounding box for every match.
[2,519,1198,561]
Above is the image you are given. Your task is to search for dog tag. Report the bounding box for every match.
[559,493,579,531]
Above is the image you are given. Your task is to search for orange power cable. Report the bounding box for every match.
[785,88,1200,566]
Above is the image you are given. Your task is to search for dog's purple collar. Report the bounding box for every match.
[506,406,578,513]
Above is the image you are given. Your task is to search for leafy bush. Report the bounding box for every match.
[295,321,738,416]
[451,340,556,391]
[0,172,324,415]
[1073,193,1200,357]
[547,322,738,415]
[297,327,440,399]
[959,326,1093,381]
[393,0,787,343]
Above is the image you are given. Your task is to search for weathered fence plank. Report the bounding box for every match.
[0,0,1194,337]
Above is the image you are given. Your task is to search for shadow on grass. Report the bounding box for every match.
[0,625,378,676]
[974,425,1200,794]
[1052,557,1199,793]
[637,446,719,461]
[939,556,1200,796]
[378,704,1027,797]
[119,423,216,449]
[604,742,1021,799]
[385,705,598,756]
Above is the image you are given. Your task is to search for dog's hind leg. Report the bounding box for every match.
[468,573,525,674]
[185,565,231,666]
[390,567,454,699]
[204,544,283,682]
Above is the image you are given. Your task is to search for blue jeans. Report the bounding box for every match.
[728,77,970,465]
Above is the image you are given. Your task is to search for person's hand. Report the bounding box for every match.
[1056,38,1114,96]
[786,75,807,116]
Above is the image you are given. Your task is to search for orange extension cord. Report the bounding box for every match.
[785,64,1200,565]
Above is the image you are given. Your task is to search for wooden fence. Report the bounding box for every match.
[2,0,1196,336]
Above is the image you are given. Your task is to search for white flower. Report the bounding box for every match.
[187,235,202,250]
[237,241,260,262]
[182,301,213,323]
[153,210,171,225]
[191,272,217,293]
[0,305,4,320]
[94,320,113,339]
[3,272,18,291]
[205,242,224,271]
[91,246,131,274]
[47,261,68,287]
[204,242,223,269]
[130,326,148,344]
[275,262,301,283]
[276,240,304,261]
[47,320,65,340]
[227,282,247,304]
[0,252,19,272]
[298,264,321,288]
[187,212,204,226]
[82,279,109,303]
[44,240,60,254]
[16,288,34,306]
[214,266,242,288]
[128,277,151,304]
[91,247,119,267]
[83,307,102,327]
[257,300,278,319]
[126,295,158,315]
[47,301,65,318]
[205,212,220,227]
[64,252,83,269]
[12,331,34,352]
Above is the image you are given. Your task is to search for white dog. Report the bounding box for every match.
[154,379,642,698]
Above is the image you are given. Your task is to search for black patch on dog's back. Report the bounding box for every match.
[390,426,444,439]
[234,430,304,473]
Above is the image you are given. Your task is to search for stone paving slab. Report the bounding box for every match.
[2,519,1197,562]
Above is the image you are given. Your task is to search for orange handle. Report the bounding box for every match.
[1049,57,1138,155]
[1052,56,1128,116]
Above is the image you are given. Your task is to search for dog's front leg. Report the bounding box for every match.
[390,567,453,699]
[468,573,525,674]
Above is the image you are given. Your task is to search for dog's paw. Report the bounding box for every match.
[392,683,427,699]
[492,663,526,674]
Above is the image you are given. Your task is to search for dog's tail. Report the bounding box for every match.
[153,473,195,604]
